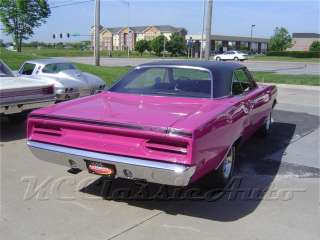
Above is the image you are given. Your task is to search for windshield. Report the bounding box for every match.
[0,60,14,77]
[42,63,76,74]
[109,67,212,98]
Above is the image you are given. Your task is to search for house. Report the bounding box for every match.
[91,25,187,51]
[287,33,320,51]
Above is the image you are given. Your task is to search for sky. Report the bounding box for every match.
[0,0,319,43]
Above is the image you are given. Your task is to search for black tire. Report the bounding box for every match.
[257,110,272,138]
[234,57,239,61]
[200,144,236,189]
[216,57,221,61]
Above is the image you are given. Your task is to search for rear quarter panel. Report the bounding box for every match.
[184,84,277,183]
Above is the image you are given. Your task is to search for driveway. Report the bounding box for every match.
[0,85,319,240]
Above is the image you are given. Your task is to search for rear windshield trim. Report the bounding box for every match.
[110,65,214,99]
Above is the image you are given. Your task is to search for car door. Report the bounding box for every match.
[242,68,273,129]
[229,51,236,60]
[231,68,268,138]
[221,52,229,60]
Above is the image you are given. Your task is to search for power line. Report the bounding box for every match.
[51,0,93,9]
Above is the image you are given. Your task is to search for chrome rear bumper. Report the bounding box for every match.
[27,141,196,186]
[0,97,55,115]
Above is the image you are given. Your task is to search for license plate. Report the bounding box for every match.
[86,161,116,176]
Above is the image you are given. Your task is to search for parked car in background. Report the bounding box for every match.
[213,51,248,61]
[27,61,277,188]
[0,59,55,119]
[18,59,106,101]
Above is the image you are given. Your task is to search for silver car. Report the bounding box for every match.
[0,59,55,117]
[18,58,106,101]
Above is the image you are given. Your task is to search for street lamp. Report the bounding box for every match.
[250,24,256,52]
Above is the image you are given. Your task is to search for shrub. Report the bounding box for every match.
[135,40,150,56]
[309,41,320,52]
[266,51,320,58]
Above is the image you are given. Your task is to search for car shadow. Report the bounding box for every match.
[80,109,320,222]
[0,116,27,142]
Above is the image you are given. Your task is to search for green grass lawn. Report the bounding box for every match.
[250,55,319,63]
[252,71,319,86]
[21,47,164,58]
[75,63,130,86]
[1,48,319,86]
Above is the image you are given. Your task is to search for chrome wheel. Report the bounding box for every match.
[222,147,234,179]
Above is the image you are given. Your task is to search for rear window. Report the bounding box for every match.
[42,63,76,73]
[110,67,212,98]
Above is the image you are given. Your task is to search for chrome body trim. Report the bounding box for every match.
[0,97,55,115]
[27,141,196,186]
[134,65,215,99]
[55,92,80,101]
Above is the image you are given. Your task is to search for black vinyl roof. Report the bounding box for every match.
[292,33,320,38]
[139,60,246,98]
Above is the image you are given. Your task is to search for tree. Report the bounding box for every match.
[0,0,50,52]
[309,41,320,52]
[167,33,186,56]
[135,40,150,56]
[269,27,292,51]
[150,35,165,56]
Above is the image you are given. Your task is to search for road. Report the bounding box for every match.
[0,85,319,240]
[67,57,320,75]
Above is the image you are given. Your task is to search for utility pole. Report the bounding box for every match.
[163,36,166,58]
[250,24,256,52]
[204,0,213,60]
[94,0,100,66]
[200,0,206,60]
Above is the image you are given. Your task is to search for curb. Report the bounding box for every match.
[258,82,320,91]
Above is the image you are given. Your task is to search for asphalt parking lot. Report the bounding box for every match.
[67,57,320,75]
[0,85,319,240]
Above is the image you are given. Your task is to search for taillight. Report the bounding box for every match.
[145,140,188,155]
[42,86,54,94]
[33,123,62,137]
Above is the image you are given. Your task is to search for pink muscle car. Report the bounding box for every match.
[27,61,277,187]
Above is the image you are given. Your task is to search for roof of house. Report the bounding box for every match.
[152,25,186,33]
[99,25,186,34]
[292,33,320,38]
[187,34,269,43]
[105,27,123,34]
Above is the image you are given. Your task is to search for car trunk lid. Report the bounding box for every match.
[35,91,210,129]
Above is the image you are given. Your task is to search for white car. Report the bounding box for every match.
[18,59,106,102]
[213,51,248,61]
[0,59,55,118]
